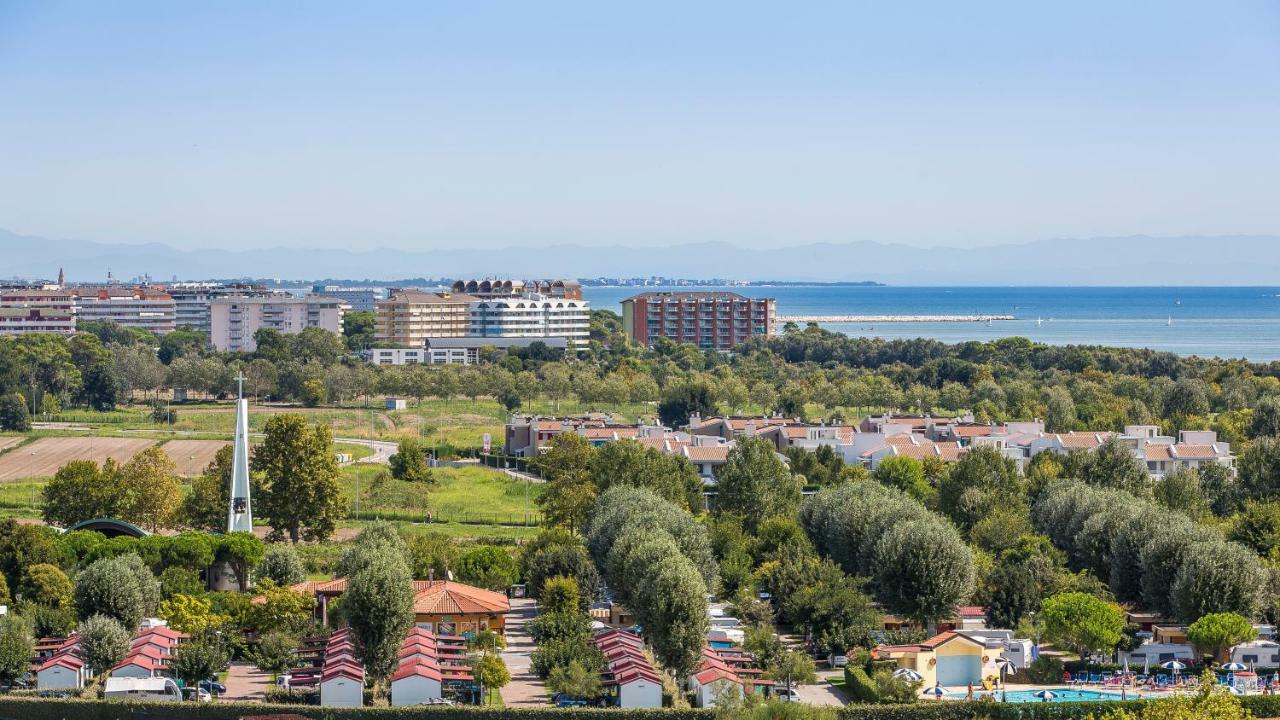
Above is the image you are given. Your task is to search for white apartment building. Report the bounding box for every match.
[166,282,279,332]
[0,289,76,335]
[375,289,590,352]
[209,296,346,352]
[366,336,569,366]
[71,288,177,334]
[470,294,590,348]
[311,285,384,312]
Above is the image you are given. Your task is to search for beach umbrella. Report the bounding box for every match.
[1143,656,1151,675]
[893,668,923,682]
[924,684,946,698]
[1161,660,1186,674]
[1033,690,1057,701]
[994,657,1016,688]
[1223,662,1248,672]
[1122,657,1130,675]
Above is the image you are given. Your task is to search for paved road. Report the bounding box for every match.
[795,670,848,706]
[501,598,548,706]
[333,437,398,464]
[223,661,272,701]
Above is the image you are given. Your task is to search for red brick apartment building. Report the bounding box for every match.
[620,292,775,350]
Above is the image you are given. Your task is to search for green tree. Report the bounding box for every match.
[42,459,124,528]
[523,543,600,602]
[546,659,602,701]
[249,630,299,675]
[714,436,801,531]
[180,445,232,532]
[1250,395,1280,439]
[766,649,817,696]
[388,438,434,483]
[872,456,932,503]
[457,545,519,591]
[216,532,266,592]
[158,594,231,635]
[473,653,511,704]
[1040,592,1124,657]
[871,519,975,628]
[259,544,306,586]
[1170,540,1267,622]
[78,614,131,676]
[171,634,230,688]
[0,615,33,686]
[1186,612,1257,662]
[73,554,160,630]
[589,440,702,513]
[1239,437,1280,502]
[252,414,344,542]
[0,393,30,432]
[535,434,598,530]
[1082,437,1151,496]
[19,563,73,608]
[1155,467,1210,518]
[342,310,376,352]
[245,581,316,635]
[346,553,415,687]
[117,446,182,531]
[657,377,716,428]
[937,445,1024,530]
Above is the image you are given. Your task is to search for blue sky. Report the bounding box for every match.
[1,1,1279,251]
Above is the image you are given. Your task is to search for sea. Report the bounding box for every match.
[580,286,1280,362]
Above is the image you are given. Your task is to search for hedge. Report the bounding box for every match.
[3,694,1279,720]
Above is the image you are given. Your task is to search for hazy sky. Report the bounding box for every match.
[2,1,1279,251]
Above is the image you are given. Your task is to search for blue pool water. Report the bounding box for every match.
[946,689,1133,703]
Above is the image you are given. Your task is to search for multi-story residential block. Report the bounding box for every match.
[620,292,775,350]
[311,285,385,312]
[209,295,346,352]
[449,278,583,300]
[70,287,177,334]
[375,290,476,347]
[470,294,590,348]
[375,286,590,351]
[0,289,76,335]
[166,282,278,332]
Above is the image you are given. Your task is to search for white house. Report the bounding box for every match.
[390,661,444,705]
[320,662,365,707]
[614,666,663,708]
[689,666,743,708]
[1231,640,1280,667]
[109,650,167,679]
[36,653,86,690]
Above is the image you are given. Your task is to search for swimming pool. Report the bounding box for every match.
[945,689,1134,703]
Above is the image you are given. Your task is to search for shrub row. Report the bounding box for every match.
[4,694,1280,720]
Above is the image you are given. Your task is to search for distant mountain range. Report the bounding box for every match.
[2,228,1277,285]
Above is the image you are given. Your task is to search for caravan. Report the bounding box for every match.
[103,677,181,702]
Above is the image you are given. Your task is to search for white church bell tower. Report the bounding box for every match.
[228,373,253,533]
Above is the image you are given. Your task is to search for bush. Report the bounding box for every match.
[844,665,880,703]
[1025,655,1064,684]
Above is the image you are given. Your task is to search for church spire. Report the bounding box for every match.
[227,373,253,533]
[56,267,64,288]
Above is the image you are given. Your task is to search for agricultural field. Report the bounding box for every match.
[340,464,543,529]
[160,439,231,475]
[0,436,158,482]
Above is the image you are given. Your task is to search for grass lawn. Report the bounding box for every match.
[341,465,542,528]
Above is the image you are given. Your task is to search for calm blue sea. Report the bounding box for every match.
[581,286,1280,362]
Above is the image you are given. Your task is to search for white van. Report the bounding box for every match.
[103,677,182,702]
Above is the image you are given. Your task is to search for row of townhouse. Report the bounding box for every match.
[34,623,187,691]
[595,629,663,708]
[289,626,475,707]
[506,411,1235,483]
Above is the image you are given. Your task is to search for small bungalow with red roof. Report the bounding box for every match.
[320,659,365,707]
[35,647,87,690]
[873,631,998,688]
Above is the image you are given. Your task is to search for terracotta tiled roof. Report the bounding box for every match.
[412,580,511,615]
[392,659,443,682]
[1144,445,1172,460]
[683,446,730,463]
[1057,432,1114,448]
[1171,444,1221,459]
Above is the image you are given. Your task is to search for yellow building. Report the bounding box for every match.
[874,631,999,688]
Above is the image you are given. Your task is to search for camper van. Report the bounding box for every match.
[103,677,182,702]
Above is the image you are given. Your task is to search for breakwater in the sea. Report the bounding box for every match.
[779,314,1015,323]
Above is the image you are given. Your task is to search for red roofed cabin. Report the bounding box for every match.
[283,576,511,635]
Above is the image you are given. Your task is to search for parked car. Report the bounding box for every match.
[828,653,849,668]
[199,679,226,695]
[777,688,801,702]
[182,687,212,702]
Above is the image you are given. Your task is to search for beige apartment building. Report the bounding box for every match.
[209,295,346,352]
[374,290,476,346]
[0,289,76,335]
[70,287,177,334]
